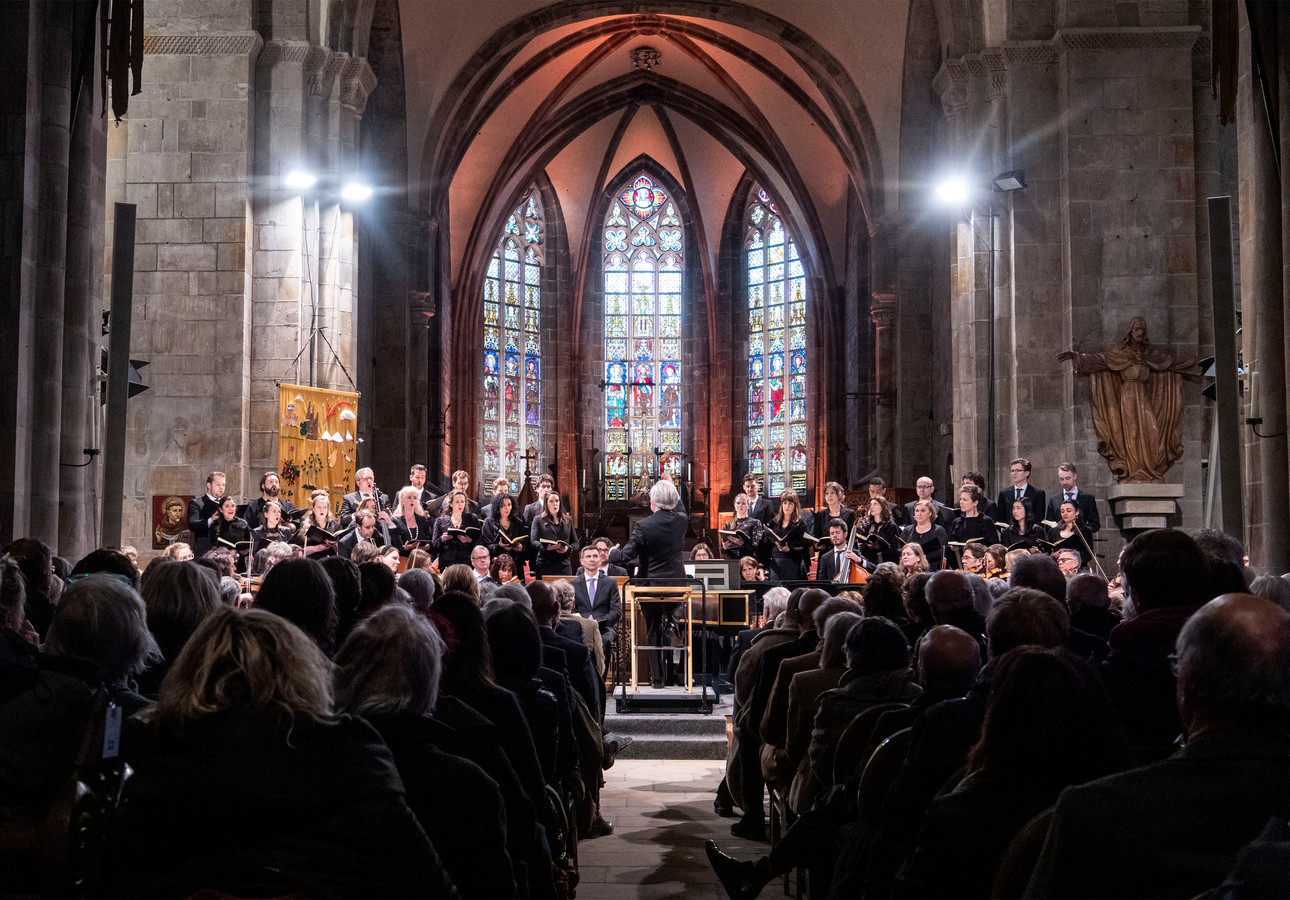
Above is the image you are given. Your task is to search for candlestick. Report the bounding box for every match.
[704,470,708,488]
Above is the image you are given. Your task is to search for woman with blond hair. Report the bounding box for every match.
[291,489,341,558]
[391,486,434,559]
[110,606,455,897]
[898,541,930,578]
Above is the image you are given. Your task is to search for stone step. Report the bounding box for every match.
[614,734,729,761]
[603,685,733,760]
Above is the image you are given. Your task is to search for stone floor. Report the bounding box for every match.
[575,759,764,899]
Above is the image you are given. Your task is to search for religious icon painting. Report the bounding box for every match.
[633,362,653,384]
[791,351,805,374]
[661,363,679,384]
[750,355,764,380]
[770,352,784,376]
[505,351,519,377]
[484,350,498,375]
[606,362,627,384]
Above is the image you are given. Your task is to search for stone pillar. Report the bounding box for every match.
[1237,4,1289,572]
[870,291,897,481]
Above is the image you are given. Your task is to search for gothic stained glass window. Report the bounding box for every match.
[481,191,543,494]
[603,174,682,501]
[746,186,807,498]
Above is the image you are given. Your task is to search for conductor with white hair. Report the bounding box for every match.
[609,478,688,687]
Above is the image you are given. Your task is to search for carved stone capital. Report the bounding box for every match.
[340,57,378,116]
[933,60,970,121]
[257,39,313,69]
[870,292,898,328]
[309,50,349,100]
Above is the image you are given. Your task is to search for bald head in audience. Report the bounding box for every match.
[796,588,830,633]
[917,625,982,694]
[926,571,972,622]
[1175,592,1290,739]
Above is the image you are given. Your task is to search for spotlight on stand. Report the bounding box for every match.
[340,181,373,203]
[934,175,972,207]
[992,169,1027,192]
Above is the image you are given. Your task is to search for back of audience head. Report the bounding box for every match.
[796,588,830,631]
[140,560,221,663]
[349,542,384,567]
[1066,573,1111,613]
[782,587,808,628]
[1174,593,1290,736]
[967,646,1131,796]
[903,572,934,625]
[820,611,863,668]
[440,564,479,603]
[1249,574,1290,613]
[432,591,494,689]
[319,556,362,645]
[219,576,241,606]
[263,541,296,573]
[151,606,331,733]
[917,625,983,694]
[987,588,1070,657]
[926,571,973,622]
[357,561,398,621]
[254,558,339,656]
[203,548,236,579]
[71,548,141,590]
[844,617,910,673]
[1009,553,1067,604]
[161,541,194,561]
[485,602,544,681]
[551,578,575,611]
[6,538,52,594]
[812,595,862,634]
[1120,528,1210,612]
[525,579,560,628]
[863,571,908,621]
[761,586,789,623]
[495,581,531,608]
[45,574,159,685]
[399,567,437,616]
[334,604,444,718]
[968,575,994,615]
[1,554,27,634]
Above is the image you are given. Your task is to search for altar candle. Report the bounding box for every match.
[581,468,586,489]
[687,463,692,481]
[704,470,708,488]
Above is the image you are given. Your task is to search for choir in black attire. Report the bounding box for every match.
[433,490,483,569]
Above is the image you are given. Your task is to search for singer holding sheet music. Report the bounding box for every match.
[858,497,902,565]
[211,495,252,573]
[391,486,433,558]
[763,489,809,581]
[292,489,342,558]
[481,494,527,562]
[1047,499,1094,568]
[531,490,578,575]
[433,489,482,568]
[946,484,999,568]
[721,493,766,561]
[249,498,295,551]
[901,499,949,570]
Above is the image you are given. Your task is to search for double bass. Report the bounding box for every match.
[836,523,869,585]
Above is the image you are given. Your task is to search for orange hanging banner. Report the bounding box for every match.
[276,382,360,515]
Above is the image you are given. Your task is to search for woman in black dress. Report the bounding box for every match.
[530,491,577,575]
[998,497,1045,550]
[1047,499,1095,568]
[901,499,949,571]
[722,492,766,561]
[249,498,296,552]
[210,496,252,573]
[481,494,527,561]
[433,489,482,569]
[292,490,341,559]
[809,481,857,543]
[763,489,809,582]
[858,497,902,565]
[390,486,433,559]
[947,485,999,567]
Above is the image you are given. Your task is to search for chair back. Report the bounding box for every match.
[832,702,909,785]
[855,727,912,831]
[990,805,1056,899]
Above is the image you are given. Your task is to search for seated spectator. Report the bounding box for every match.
[440,563,479,604]
[136,560,221,697]
[399,567,438,617]
[357,560,399,621]
[160,541,194,562]
[1249,573,1290,612]
[334,605,513,899]
[319,556,362,646]
[1192,527,1251,595]
[1025,593,1289,898]
[45,573,158,714]
[0,553,37,646]
[1066,572,1119,641]
[70,548,141,590]
[1102,528,1210,761]
[6,538,60,640]
[896,647,1132,897]
[926,571,986,651]
[253,558,339,656]
[110,607,455,898]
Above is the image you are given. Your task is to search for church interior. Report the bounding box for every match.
[0,0,1287,573]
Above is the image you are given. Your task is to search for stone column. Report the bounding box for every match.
[870,291,897,481]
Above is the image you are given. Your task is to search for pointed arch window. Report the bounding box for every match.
[746,186,807,497]
[481,191,543,493]
[603,174,683,501]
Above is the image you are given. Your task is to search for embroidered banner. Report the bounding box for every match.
[276,382,360,515]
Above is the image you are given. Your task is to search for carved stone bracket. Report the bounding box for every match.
[309,50,349,100]
[1052,25,1201,54]
[340,56,378,116]
[933,60,969,122]
[257,39,313,69]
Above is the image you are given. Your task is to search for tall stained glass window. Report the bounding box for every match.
[603,174,683,501]
[481,191,543,493]
[746,186,807,497]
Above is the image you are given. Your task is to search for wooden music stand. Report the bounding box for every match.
[625,585,692,693]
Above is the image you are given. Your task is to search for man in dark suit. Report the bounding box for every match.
[338,508,388,560]
[436,469,481,518]
[409,463,441,513]
[742,474,774,525]
[573,545,621,661]
[243,471,297,531]
[1045,461,1100,532]
[589,536,628,577]
[814,519,857,583]
[904,476,953,529]
[186,471,225,556]
[528,580,601,717]
[339,468,390,528]
[1025,593,1289,899]
[470,545,497,586]
[609,479,688,688]
[523,473,555,522]
[996,457,1046,528]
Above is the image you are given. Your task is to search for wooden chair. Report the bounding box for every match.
[990,806,1055,899]
[854,727,912,833]
[831,702,910,786]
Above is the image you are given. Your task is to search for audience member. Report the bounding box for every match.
[1025,593,1289,898]
[253,558,340,656]
[1249,573,1290,612]
[6,538,60,639]
[111,606,455,897]
[136,560,221,697]
[1066,572,1119,640]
